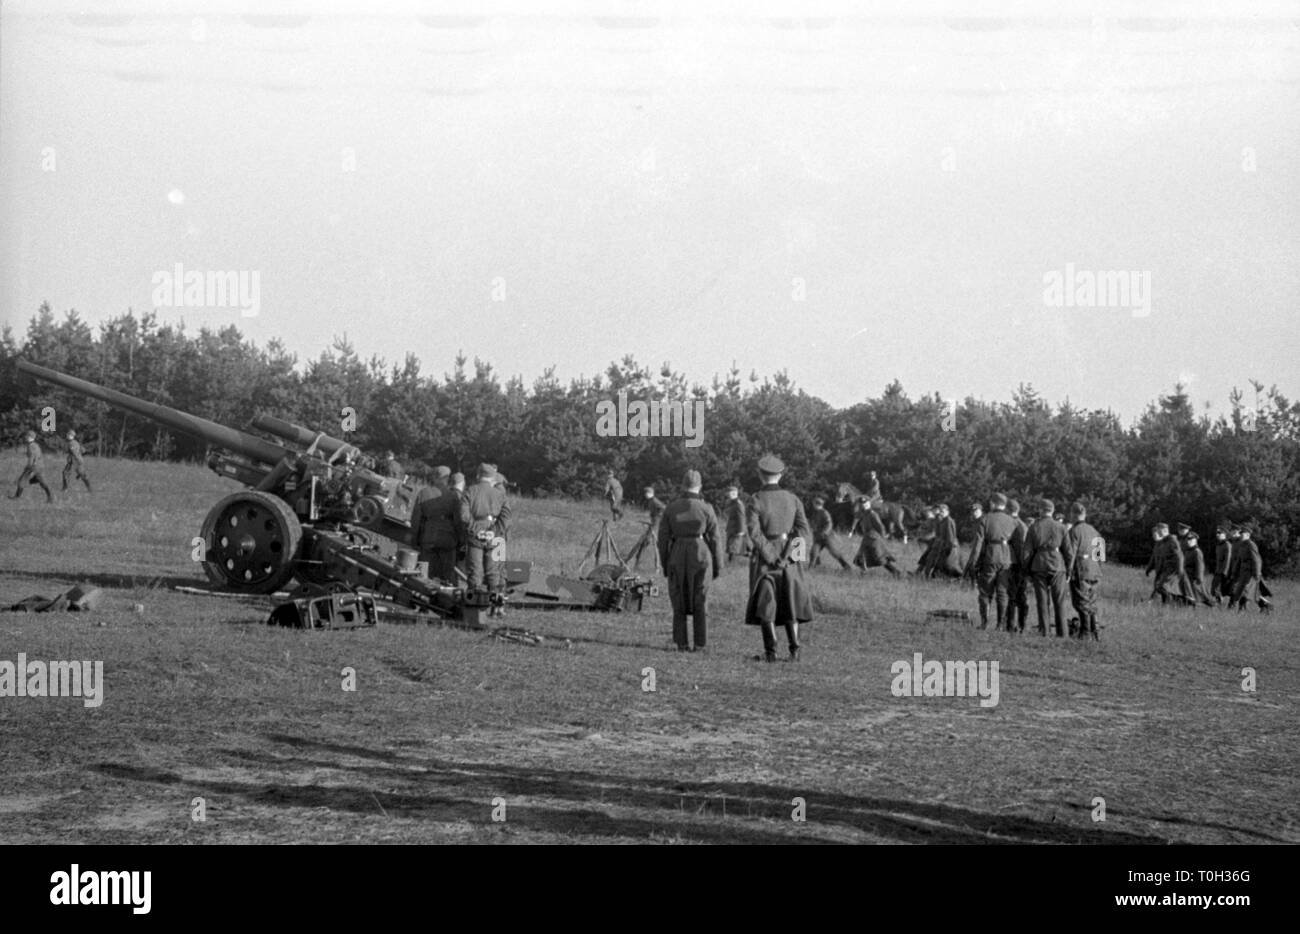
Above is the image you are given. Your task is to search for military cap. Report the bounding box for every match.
[1214,526,1228,535]
[476,462,497,480]
[1228,525,1242,537]
[1040,498,1055,515]
[1239,522,1255,535]
[682,469,701,488]
[1176,522,1191,535]
[1154,522,1169,533]
[990,492,1008,508]
[757,454,784,474]
[433,465,451,479]
[450,472,465,486]
[937,503,949,513]
[1186,532,1199,544]
[1006,498,1019,513]
[726,484,738,493]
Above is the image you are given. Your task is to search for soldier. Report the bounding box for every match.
[414,465,452,506]
[10,431,54,503]
[629,486,666,573]
[1174,523,1198,604]
[413,471,466,583]
[1024,499,1070,636]
[1228,525,1269,613]
[913,506,937,575]
[722,485,749,564]
[928,503,963,579]
[381,451,403,480]
[864,470,882,504]
[61,429,92,492]
[459,463,511,592]
[853,497,903,578]
[604,469,624,521]
[1064,502,1103,640]
[808,495,853,570]
[657,470,725,652]
[1145,523,1188,605]
[1209,526,1232,606]
[744,455,813,663]
[1006,498,1030,632]
[964,493,1017,630]
[1182,532,1216,607]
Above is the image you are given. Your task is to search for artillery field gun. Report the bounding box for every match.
[15,359,654,629]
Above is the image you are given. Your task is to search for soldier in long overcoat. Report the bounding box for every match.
[744,455,813,662]
[657,471,724,651]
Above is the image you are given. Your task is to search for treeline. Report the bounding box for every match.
[4,304,1300,574]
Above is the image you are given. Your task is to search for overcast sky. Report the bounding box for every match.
[2,0,1298,424]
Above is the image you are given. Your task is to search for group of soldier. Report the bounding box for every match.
[9,429,92,503]
[409,462,511,602]
[1146,521,1271,614]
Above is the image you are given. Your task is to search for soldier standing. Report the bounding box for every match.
[10,431,54,503]
[657,471,724,652]
[413,471,466,583]
[744,455,813,662]
[1145,523,1188,605]
[1210,526,1232,606]
[460,463,511,592]
[808,495,853,570]
[1182,532,1216,607]
[853,497,903,577]
[1024,499,1070,636]
[722,485,749,564]
[1064,502,1103,640]
[603,469,624,521]
[965,493,1017,630]
[61,429,92,492]
[414,465,452,506]
[1006,499,1030,632]
[629,486,666,573]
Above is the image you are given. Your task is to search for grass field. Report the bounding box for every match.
[1,455,1296,844]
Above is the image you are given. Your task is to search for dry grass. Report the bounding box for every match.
[0,455,1296,844]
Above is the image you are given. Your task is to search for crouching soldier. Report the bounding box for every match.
[1064,502,1103,640]
[744,455,813,662]
[657,471,724,652]
[808,495,852,570]
[853,497,903,578]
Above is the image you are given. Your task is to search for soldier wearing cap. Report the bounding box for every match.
[1006,499,1030,632]
[744,455,813,662]
[414,468,466,583]
[11,430,54,503]
[61,429,92,493]
[604,469,624,521]
[629,486,667,573]
[1182,531,1216,607]
[853,497,903,578]
[1174,523,1198,604]
[1210,526,1232,606]
[965,493,1018,630]
[657,470,724,651]
[1228,524,1269,613]
[1024,499,1071,636]
[808,495,853,570]
[1064,502,1104,640]
[1145,522,1188,605]
[928,503,963,579]
[459,462,511,591]
[722,484,749,564]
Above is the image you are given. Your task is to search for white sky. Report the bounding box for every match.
[2,0,1298,423]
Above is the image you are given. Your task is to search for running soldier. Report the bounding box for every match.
[853,497,903,577]
[1064,502,1103,640]
[808,495,852,570]
[657,471,724,652]
[1024,499,1070,636]
[11,431,54,503]
[1006,498,1030,632]
[61,429,92,492]
[965,493,1017,630]
[744,455,813,663]
[1209,526,1232,606]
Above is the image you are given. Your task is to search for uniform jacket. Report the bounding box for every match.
[415,489,465,551]
[657,493,724,613]
[1213,540,1232,576]
[1008,517,1028,570]
[1230,539,1263,583]
[459,480,510,540]
[1024,517,1069,575]
[809,506,835,540]
[604,477,623,503]
[1146,536,1185,577]
[25,440,43,470]
[1184,544,1208,586]
[856,507,895,566]
[969,511,1018,570]
[744,485,813,625]
[723,498,746,538]
[645,496,666,525]
[1065,521,1103,582]
[65,440,84,464]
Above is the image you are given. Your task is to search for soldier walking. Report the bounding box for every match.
[460,463,511,593]
[10,431,54,503]
[629,486,666,573]
[1024,499,1070,636]
[61,429,92,492]
[1006,499,1030,632]
[414,471,465,583]
[603,469,624,521]
[744,455,813,662]
[808,495,852,570]
[657,471,724,652]
[1183,532,1216,607]
[853,497,903,577]
[1064,502,1103,640]
[1228,525,1270,613]
[928,503,963,579]
[964,493,1017,630]
[1209,526,1232,606]
[1146,523,1189,605]
[722,485,749,565]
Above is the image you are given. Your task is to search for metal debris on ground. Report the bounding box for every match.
[488,626,545,646]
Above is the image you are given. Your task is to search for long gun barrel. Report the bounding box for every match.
[251,414,358,459]
[16,359,290,466]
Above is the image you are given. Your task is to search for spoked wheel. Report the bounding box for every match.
[200,491,302,593]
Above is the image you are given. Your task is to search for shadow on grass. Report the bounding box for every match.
[94,734,1181,844]
[0,569,206,593]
